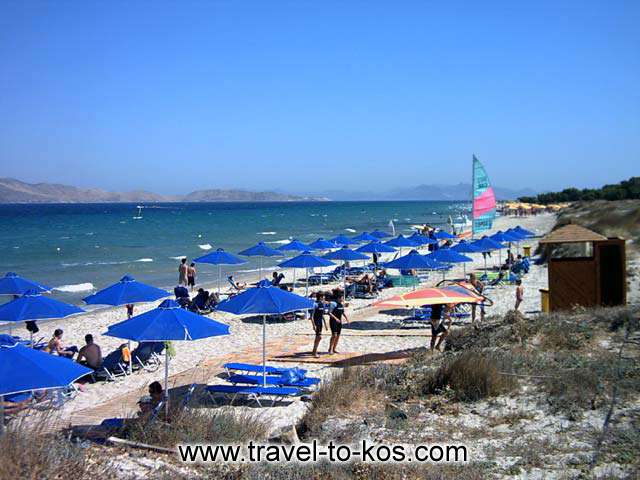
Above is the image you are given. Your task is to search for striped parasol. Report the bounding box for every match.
[374,286,483,308]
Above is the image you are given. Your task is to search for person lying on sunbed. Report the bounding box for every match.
[271,272,285,286]
[356,274,377,294]
[228,276,246,291]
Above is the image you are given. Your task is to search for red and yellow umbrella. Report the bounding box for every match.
[374,286,483,308]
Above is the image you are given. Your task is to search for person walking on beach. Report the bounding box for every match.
[178,258,188,286]
[311,293,328,358]
[429,303,452,351]
[328,294,348,354]
[515,279,524,311]
[187,262,197,291]
[468,273,485,328]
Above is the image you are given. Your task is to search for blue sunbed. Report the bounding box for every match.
[206,385,300,407]
[223,362,307,377]
[226,374,320,389]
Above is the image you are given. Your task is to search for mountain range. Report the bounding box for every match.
[0,178,535,204]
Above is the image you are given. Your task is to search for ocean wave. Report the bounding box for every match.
[169,256,186,260]
[198,244,213,250]
[258,231,277,235]
[135,258,154,262]
[236,268,262,273]
[344,228,356,233]
[266,239,290,245]
[54,282,95,293]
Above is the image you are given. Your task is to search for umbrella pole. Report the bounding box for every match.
[305,268,309,297]
[262,314,266,387]
[127,307,133,372]
[218,265,221,294]
[259,257,262,282]
[164,349,170,416]
[0,397,4,436]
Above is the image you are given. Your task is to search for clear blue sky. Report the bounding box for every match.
[1,1,638,194]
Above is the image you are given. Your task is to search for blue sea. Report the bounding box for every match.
[0,201,469,305]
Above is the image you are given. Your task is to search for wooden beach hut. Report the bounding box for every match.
[538,223,626,311]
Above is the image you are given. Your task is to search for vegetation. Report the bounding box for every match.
[519,176,640,204]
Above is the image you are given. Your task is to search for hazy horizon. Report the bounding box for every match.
[1,2,638,195]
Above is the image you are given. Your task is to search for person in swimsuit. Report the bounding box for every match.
[311,293,328,358]
[76,334,103,370]
[515,279,524,311]
[44,329,77,358]
[429,303,452,351]
[328,294,348,354]
[178,258,188,286]
[187,262,197,291]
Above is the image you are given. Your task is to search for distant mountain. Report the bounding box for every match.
[318,183,537,201]
[0,178,323,204]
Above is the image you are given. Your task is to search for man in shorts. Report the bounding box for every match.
[311,293,328,358]
[429,303,452,351]
[328,294,348,354]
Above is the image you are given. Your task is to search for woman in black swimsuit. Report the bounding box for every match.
[311,293,328,358]
[328,294,348,354]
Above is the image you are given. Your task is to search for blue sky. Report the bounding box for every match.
[1,1,638,194]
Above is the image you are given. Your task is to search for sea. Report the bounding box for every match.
[0,201,469,306]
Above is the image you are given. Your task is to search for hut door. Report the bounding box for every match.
[598,243,624,306]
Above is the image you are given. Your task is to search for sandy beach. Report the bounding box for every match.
[3,212,555,430]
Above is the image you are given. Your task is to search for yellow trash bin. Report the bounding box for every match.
[539,288,549,313]
[523,245,531,257]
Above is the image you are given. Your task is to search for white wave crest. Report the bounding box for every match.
[54,282,95,293]
[169,256,187,260]
[135,258,154,262]
[258,231,277,235]
[198,244,213,250]
[266,239,290,245]
[344,228,356,233]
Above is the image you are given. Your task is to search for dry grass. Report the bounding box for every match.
[298,367,385,437]
[422,351,517,402]
[123,408,269,448]
[0,413,113,479]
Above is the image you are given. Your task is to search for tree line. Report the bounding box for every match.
[519,177,640,204]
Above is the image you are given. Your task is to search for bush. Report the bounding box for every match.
[124,408,269,448]
[0,414,112,479]
[298,367,384,437]
[422,351,517,402]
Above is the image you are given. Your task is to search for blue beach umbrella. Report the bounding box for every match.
[490,230,521,244]
[426,249,473,278]
[451,240,481,254]
[278,239,312,252]
[356,241,397,254]
[238,242,283,279]
[83,275,169,311]
[106,299,230,411]
[330,234,357,246]
[0,290,84,342]
[513,226,536,238]
[323,247,370,293]
[505,228,528,241]
[470,236,506,273]
[0,334,92,431]
[434,230,456,240]
[194,248,247,293]
[370,230,392,239]
[278,252,335,295]
[308,238,339,250]
[384,235,420,248]
[351,232,379,243]
[0,272,51,296]
[83,274,170,370]
[216,280,315,385]
[408,232,437,245]
[384,249,445,271]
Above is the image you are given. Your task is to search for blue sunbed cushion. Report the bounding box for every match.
[227,374,320,388]
[206,385,299,396]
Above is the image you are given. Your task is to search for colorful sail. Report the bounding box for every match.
[472,155,496,235]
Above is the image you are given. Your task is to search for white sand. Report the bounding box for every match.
[10,213,557,424]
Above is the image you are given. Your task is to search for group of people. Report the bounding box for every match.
[43,328,103,372]
[178,258,197,291]
[310,291,349,357]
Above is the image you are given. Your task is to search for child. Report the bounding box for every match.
[515,279,524,311]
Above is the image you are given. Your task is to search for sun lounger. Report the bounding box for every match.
[100,400,165,430]
[223,362,307,377]
[131,342,163,372]
[206,385,300,407]
[226,374,320,389]
[95,345,130,382]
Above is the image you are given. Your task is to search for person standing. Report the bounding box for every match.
[187,262,197,292]
[178,258,188,286]
[429,303,452,351]
[469,273,485,328]
[328,294,348,354]
[515,279,524,311]
[311,293,328,358]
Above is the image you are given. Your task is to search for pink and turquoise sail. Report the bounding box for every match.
[472,155,496,236]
